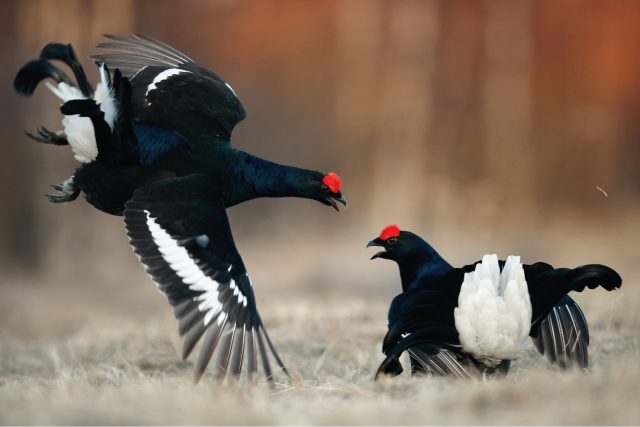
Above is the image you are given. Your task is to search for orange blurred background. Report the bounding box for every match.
[0,4,638,423]
[0,0,638,297]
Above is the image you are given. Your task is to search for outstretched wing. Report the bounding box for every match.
[377,274,464,379]
[523,262,620,369]
[123,174,287,382]
[376,332,469,379]
[531,295,590,369]
[92,34,246,142]
[408,346,472,378]
[524,263,621,325]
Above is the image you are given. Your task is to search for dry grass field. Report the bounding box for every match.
[2,2,640,424]
[1,209,639,425]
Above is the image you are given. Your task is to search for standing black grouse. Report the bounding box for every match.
[14,35,346,383]
[367,225,622,379]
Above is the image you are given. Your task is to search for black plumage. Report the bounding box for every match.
[39,43,94,97]
[123,174,289,382]
[92,34,245,143]
[14,58,74,96]
[368,226,622,379]
[14,35,346,382]
[531,295,590,369]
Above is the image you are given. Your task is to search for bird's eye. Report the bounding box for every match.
[386,237,398,244]
[321,184,330,192]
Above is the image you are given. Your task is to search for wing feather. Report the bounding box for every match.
[94,34,245,141]
[256,328,273,382]
[532,295,590,369]
[246,329,258,382]
[228,326,246,378]
[194,312,228,383]
[123,175,287,382]
[213,323,236,380]
[181,317,207,360]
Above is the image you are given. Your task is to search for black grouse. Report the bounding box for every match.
[14,35,346,383]
[367,225,622,379]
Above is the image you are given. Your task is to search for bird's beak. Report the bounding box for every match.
[327,194,347,211]
[367,238,386,260]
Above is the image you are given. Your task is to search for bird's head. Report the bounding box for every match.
[309,172,346,211]
[367,224,454,289]
[366,224,418,262]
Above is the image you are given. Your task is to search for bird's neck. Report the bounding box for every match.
[225,150,321,206]
[398,245,453,292]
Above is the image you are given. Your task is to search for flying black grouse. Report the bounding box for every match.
[367,225,622,379]
[14,35,346,383]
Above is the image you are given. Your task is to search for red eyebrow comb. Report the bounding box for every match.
[380,224,400,240]
[322,172,341,193]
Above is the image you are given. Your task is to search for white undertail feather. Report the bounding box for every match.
[94,64,117,129]
[454,254,532,366]
[44,81,83,101]
[45,63,116,163]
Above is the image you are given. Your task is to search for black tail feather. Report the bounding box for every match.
[14,59,73,96]
[39,43,93,97]
[60,99,101,117]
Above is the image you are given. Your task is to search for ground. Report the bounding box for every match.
[1,216,639,425]
[1,284,638,424]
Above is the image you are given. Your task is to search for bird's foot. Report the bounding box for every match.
[46,177,79,203]
[25,127,68,145]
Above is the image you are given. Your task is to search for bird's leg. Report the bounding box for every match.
[47,176,79,203]
[25,127,68,146]
[479,359,511,378]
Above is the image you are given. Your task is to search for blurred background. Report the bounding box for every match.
[0,0,638,340]
[0,2,639,424]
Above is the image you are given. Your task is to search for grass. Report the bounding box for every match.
[1,286,639,425]
[1,216,639,425]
